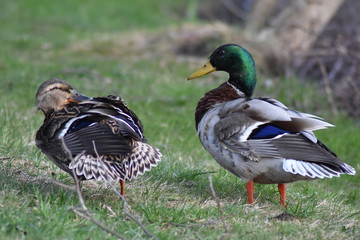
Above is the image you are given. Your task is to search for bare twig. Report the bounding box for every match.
[346,77,360,98]
[91,140,100,158]
[208,174,229,232]
[109,183,159,240]
[71,170,127,239]
[70,206,127,239]
[91,139,158,239]
[72,169,87,211]
[316,58,338,115]
[64,139,158,239]
[34,177,76,192]
[192,171,217,177]
[61,138,127,239]
[344,63,360,98]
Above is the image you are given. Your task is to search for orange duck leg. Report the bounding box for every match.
[278,183,287,208]
[246,182,255,204]
[120,179,125,196]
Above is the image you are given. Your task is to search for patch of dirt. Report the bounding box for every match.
[270,212,299,221]
[1,157,111,193]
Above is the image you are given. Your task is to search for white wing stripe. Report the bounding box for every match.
[343,163,356,175]
[87,109,143,139]
[306,163,325,178]
[283,159,346,179]
[58,114,90,138]
[295,161,307,176]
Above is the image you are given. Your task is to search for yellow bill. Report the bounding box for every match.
[187,60,216,80]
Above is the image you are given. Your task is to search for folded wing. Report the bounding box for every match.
[214,97,356,176]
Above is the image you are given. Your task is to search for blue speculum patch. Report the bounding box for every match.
[249,124,291,139]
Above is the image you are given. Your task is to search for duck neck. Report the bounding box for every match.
[228,73,256,98]
[195,83,244,130]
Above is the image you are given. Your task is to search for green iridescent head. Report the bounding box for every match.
[188,44,257,97]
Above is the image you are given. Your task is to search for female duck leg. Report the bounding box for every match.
[120,179,125,196]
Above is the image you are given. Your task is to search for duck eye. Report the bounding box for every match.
[219,50,225,56]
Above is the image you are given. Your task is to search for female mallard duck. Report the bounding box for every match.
[36,79,161,195]
[187,44,356,207]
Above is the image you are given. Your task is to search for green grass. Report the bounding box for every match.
[0,0,359,239]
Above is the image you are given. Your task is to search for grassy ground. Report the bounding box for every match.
[0,0,359,239]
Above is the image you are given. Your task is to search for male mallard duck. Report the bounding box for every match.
[36,79,161,195]
[187,44,356,207]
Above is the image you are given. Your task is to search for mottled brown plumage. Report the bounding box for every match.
[36,79,161,194]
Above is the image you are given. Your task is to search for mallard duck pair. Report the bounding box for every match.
[187,44,356,207]
[36,44,356,206]
[36,79,161,195]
